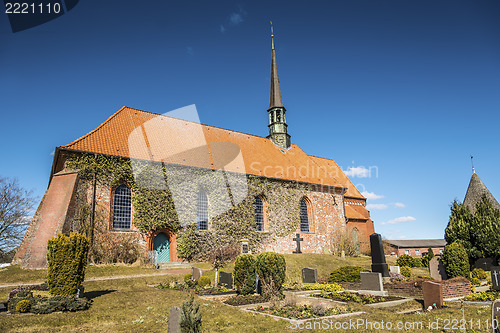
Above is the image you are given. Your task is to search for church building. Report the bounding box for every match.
[14,33,375,269]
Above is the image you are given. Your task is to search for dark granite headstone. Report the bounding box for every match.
[192,267,203,282]
[256,273,262,295]
[370,233,389,277]
[422,281,443,309]
[492,299,500,333]
[302,268,318,284]
[474,258,495,271]
[429,257,448,281]
[491,266,500,291]
[167,306,181,333]
[219,271,233,289]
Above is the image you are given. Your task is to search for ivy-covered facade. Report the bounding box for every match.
[14,34,375,268]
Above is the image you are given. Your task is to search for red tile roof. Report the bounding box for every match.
[62,106,365,199]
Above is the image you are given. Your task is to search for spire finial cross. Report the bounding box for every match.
[471,155,475,173]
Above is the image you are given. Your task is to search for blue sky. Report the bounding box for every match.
[1,0,499,240]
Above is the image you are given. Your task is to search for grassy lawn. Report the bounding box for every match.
[1,255,493,332]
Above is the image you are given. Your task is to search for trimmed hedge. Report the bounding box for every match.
[255,252,286,297]
[234,254,256,295]
[198,276,211,288]
[328,266,369,283]
[396,254,415,268]
[400,266,412,278]
[441,242,470,279]
[47,232,89,296]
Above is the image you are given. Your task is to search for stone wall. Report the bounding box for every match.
[442,278,471,299]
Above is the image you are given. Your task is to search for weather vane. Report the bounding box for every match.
[270,20,274,37]
[470,155,475,173]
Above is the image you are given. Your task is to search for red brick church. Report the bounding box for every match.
[14,33,375,269]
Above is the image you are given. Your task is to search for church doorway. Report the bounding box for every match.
[153,232,170,263]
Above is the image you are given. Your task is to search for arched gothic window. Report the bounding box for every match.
[300,198,310,232]
[113,184,132,229]
[196,191,208,230]
[255,196,264,231]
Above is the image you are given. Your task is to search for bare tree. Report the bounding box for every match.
[0,177,35,252]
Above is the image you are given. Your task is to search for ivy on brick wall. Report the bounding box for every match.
[66,153,309,260]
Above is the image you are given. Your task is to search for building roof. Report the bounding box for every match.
[344,205,369,220]
[463,171,500,214]
[385,239,447,248]
[61,106,365,199]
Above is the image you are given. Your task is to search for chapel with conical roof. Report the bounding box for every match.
[13,30,374,269]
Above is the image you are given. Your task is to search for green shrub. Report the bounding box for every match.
[234,254,256,295]
[396,254,415,268]
[255,252,286,298]
[472,268,488,280]
[400,266,412,278]
[441,242,470,279]
[184,273,192,283]
[16,300,31,313]
[427,247,435,260]
[47,232,89,296]
[328,266,369,283]
[198,276,211,288]
[421,254,430,267]
[471,277,481,286]
[413,258,423,267]
[180,295,202,333]
[8,295,92,314]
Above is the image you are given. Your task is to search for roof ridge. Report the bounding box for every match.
[62,106,129,148]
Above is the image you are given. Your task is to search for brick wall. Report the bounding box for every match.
[442,278,471,299]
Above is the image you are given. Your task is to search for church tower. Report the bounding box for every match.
[267,26,291,149]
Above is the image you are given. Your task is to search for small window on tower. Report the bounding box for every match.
[277,111,281,122]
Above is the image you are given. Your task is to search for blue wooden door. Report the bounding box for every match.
[153,233,170,263]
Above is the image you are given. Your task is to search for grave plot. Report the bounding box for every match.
[306,290,409,308]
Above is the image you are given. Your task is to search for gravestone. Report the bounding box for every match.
[389,266,400,274]
[422,281,443,309]
[241,239,249,254]
[341,250,345,259]
[293,233,303,254]
[429,257,447,281]
[360,272,383,291]
[219,271,233,289]
[370,233,389,277]
[302,268,318,284]
[255,273,262,295]
[491,266,500,291]
[192,266,203,282]
[474,258,495,271]
[492,299,500,333]
[167,306,181,333]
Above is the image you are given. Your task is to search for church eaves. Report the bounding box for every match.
[463,171,500,214]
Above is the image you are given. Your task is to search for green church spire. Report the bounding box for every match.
[267,22,291,149]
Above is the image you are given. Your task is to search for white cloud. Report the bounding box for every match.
[50,150,55,156]
[366,203,388,210]
[361,191,384,200]
[220,25,226,33]
[394,202,405,208]
[229,12,244,25]
[344,167,370,178]
[380,216,416,226]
